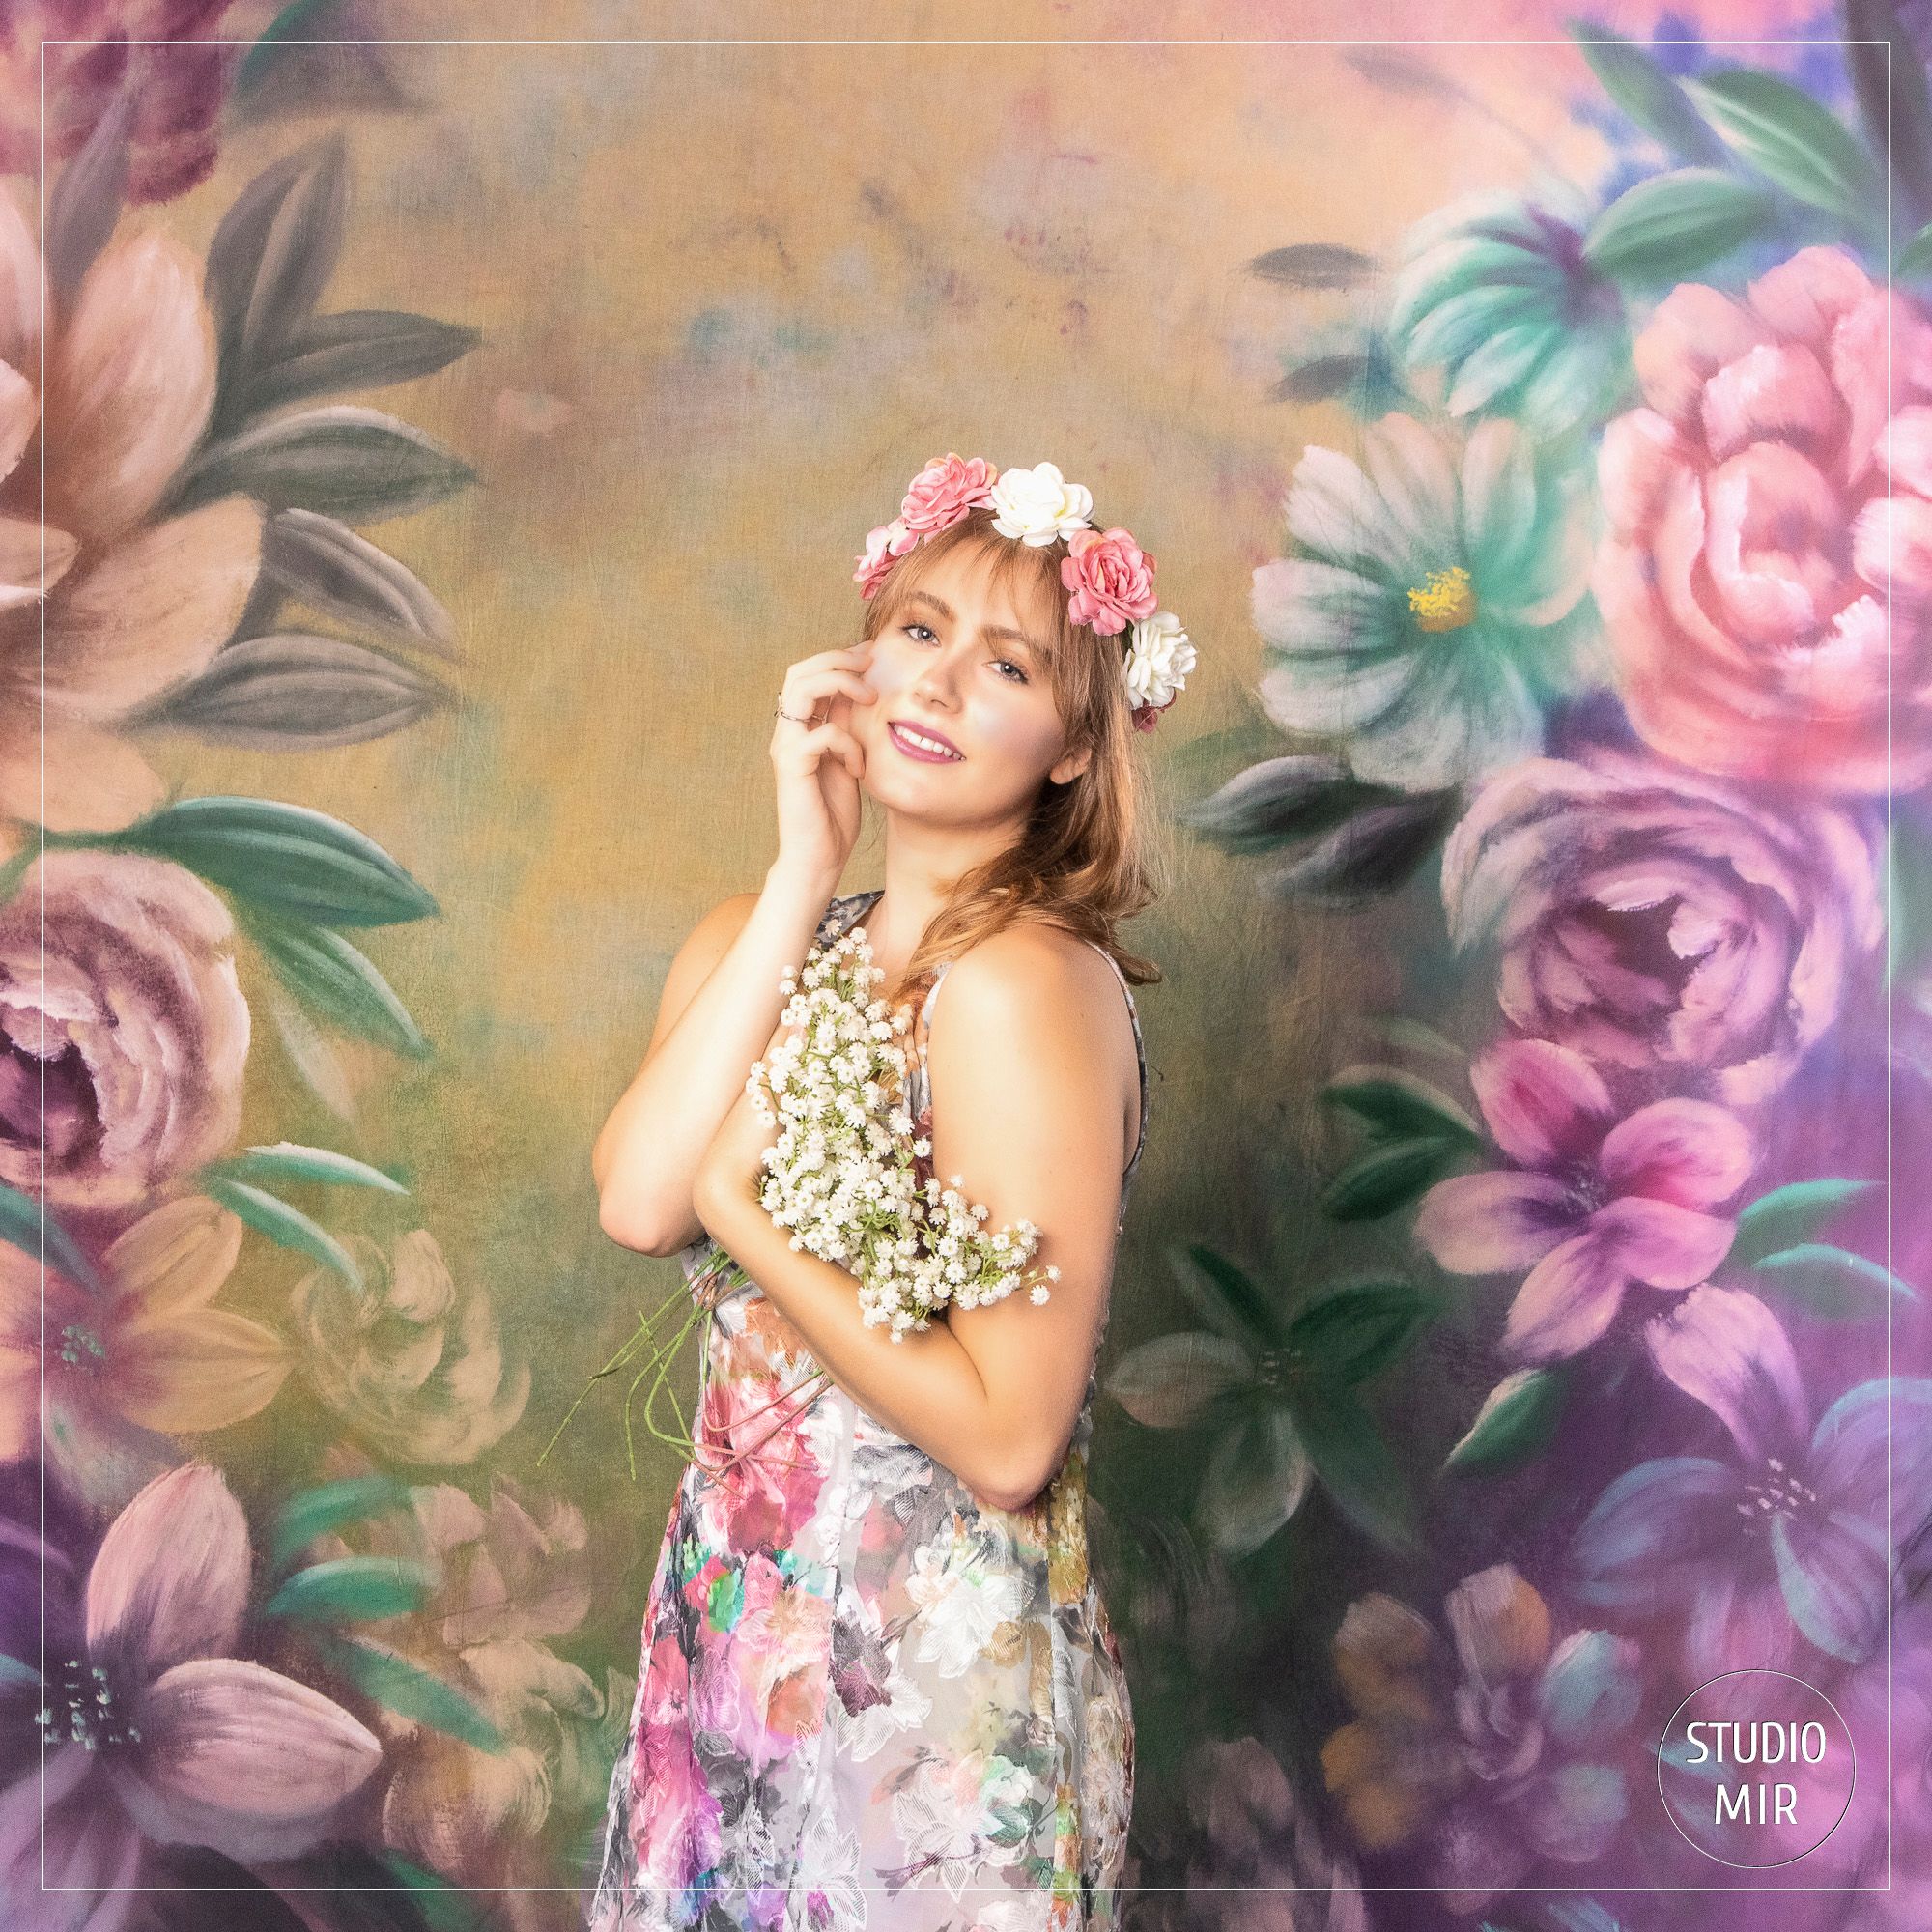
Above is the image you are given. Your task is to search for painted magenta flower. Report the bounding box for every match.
[290,1229,529,1464]
[0,1194,289,1513]
[1321,1562,1639,1912]
[1253,413,1592,791]
[1389,188,1630,438]
[0,192,263,853]
[1570,1376,1932,1683]
[1595,245,1932,792]
[0,1463,382,1909]
[1439,744,1883,1107]
[1060,526,1158,637]
[1414,1036,1755,1365]
[0,850,251,1213]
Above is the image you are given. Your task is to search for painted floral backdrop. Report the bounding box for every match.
[0,4,1928,1931]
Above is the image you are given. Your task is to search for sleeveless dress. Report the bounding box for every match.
[587,889,1150,1932]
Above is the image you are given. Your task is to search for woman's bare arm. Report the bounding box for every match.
[593,858,844,1257]
[692,924,1137,1510]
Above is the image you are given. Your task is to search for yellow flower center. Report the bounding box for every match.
[1407,564,1477,634]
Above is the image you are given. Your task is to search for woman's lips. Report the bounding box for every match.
[888,721,964,763]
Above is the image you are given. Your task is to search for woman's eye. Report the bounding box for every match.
[904,623,937,644]
[996,660,1028,683]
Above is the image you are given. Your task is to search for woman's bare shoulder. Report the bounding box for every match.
[936,921,1124,1039]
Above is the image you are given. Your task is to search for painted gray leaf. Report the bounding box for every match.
[1198,1408,1313,1557]
[44,89,131,308]
[205,131,350,377]
[1246,243,1378,290]
[152,633,452,750]
[1260,792,1460,903]
[263,509,457,653]
[1181,754,1380,856]
[239,309,483,418]
[1106,1332,1254,1428]
[178,405,476,525]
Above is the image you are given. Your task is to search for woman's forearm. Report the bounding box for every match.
[594,858,842,1253]
[694,1171,1056,1512]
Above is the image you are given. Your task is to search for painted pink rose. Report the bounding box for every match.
[1440,744,1882,1108]
[1060,526,1157,637]
[1595,244,1932,792]
[854,515,916,598]
[0,850,250,1214]
[898,451,999,539]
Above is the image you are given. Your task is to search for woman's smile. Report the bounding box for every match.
[888,719,966,763]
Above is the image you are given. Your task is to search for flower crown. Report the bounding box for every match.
[853,453,1197,732]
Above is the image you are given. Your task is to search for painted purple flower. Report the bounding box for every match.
[1439,744,1883,1108]
[1569,1376,1932,1683]
[0,1462,382,1925]
[1321,1562,1640,1914]
[1414,1035,1755,1366]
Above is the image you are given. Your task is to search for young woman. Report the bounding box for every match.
[585,455,1194,1931]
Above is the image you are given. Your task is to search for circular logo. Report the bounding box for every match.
[1658,1669,1857,1866]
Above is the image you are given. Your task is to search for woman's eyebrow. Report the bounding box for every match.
[905,589,1039,655]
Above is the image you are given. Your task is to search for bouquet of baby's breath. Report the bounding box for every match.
[745,919,1059,1339]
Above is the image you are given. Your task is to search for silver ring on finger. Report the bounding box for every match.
[775,696,823,726]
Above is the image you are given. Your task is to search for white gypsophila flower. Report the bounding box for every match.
[1124,609,1197,710]
[749,923,1056,1339]
[986,461,1094,546]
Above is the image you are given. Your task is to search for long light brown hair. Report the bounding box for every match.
[857,504,1174,995]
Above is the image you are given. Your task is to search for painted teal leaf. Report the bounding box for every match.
[177,404,475,526]
[1582,168,1777,283]
[0,1181,106,1296]
[1571,26,1724,163]
[1261,794,1461,906]
[200,1175,362,1290]
[1728,1179,1873,1267]
[1281,1375,1422,1552]
[203,1141,411,1197]
[1180,756,1392,856]
[1897,220,1932,278]
[0,1652,38,1691]
[269,1473,412,1573]
[242,908,431,1059]
[1321,1135,1465,1221]
[111,796,437,927]
[1284,1279,1435,1384]
[1321,1065,1480,1144]
[1446,1366,1568,1472]
[263,1555,434,1623]
[1169,1242,1289,1350]
[1747,1243,1917,1318]
[315,1634,504,1750]
[1684,70,1883,231]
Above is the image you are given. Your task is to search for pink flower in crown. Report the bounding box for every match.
[899,452,1000,539]
[1062,526,1158,636]
[854,516,917,598]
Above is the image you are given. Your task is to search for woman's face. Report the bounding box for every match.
[855,543,1092,823]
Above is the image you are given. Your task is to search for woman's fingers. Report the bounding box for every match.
[786,720,865,779]
[787,669,876,708]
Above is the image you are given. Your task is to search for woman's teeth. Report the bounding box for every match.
[892,724,962,760]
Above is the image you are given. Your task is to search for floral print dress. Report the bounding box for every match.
[588,889,1149,1931]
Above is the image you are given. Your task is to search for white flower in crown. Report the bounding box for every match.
[1123,610,1197,713]
[987,461,1094,546]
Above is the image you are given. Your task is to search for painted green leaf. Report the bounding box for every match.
[111,796,437,927]
[1106,1331,1255,1427]
[1284,1279,1436,1385]
[0,1181,106,1296]
[200,1174,363,1290]
[1571,26,1724,163]
[1445,1366,1568,1472]
[1889,812,1932,984]
[1197,1407,1313,1556]
[1282,1376,1422,1551]
[203,1141,411,1197]
[1728,1179,1874,1268]
[1684,70,1883,230]
[263,1555,434,1623]
[1582,168,1777,283]
[1169,1242,1290,1350]
[1321,1065,1480,1144]
[1180,755,1383,856]
[1321,1135,1465,1221]
[242,909,432,1059]
[1897,220,1932,278]
[178,404,476,526]
[1262,793,1461,905]
[315,1634,504,1750]
[269,1473,412,1573]
[1747,1243,1918,1319]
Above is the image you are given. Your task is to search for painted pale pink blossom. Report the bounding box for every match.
[1415,1035,1756,1365]
[897,452,999,539]
[0,1463,382,1926]
[0,5,244,206]
[0,1193,288,1513]
[1060,526,1158,636]
[0,189,263,862]
[0,851,251,1214]
[1594,244,1932,791]
[1439,744,1882,1107]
